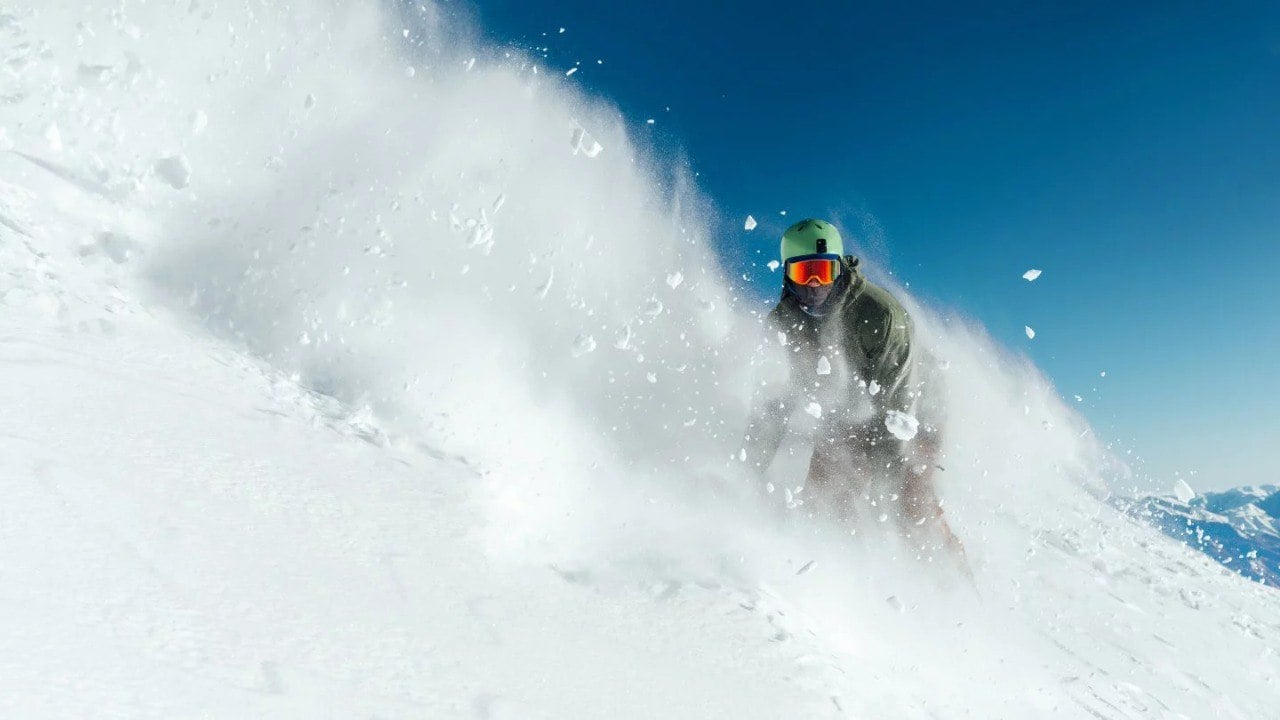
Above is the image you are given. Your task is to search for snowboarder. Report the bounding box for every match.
[743,219,969,574]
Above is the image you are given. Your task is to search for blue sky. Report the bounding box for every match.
[468,0,1280,490]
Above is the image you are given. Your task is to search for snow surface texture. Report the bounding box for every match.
[2,3,1278,718]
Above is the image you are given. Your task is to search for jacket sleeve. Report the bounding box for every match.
[853,291,916,415]
[741,306,796,473]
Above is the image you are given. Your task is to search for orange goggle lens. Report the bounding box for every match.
[785,258,840,286]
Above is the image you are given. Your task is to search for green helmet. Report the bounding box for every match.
[780,218,843,262]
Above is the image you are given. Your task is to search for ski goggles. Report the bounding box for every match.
[784,254,842,286]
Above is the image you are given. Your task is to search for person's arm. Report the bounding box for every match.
[855,288,915,416]
[743,381,792,474]
[853,290,970,575]
[861,297,943,476]
[741,308,795,475]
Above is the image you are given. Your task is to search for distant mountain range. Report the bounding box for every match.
[1113,485,1280,588]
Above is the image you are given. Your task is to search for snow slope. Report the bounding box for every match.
[3,2,1279,718]
[1,154,826,718]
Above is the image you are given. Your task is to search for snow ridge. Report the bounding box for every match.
[1114,485,1280,588]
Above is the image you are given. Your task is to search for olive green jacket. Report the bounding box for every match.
[743,256,917,471]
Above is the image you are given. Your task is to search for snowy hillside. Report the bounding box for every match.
[3,2,1279,718]
[1115,485,1280,588]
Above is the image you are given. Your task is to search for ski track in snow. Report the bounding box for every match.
[1,4,1279,719]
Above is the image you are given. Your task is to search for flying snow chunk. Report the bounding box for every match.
[77,63,114,86]
[466,221,495,254]
[153,155,192,189]
[744,215,758,231]
[45,124,63,152]
[868,380,881,396]
[666,271,684,289]
[613,323,633,350]
[816,356,832,375]
[766,260,780,271]
[1024,325,1036,339]
[805,402,822,419]
[569,126,603,157]
[646,372,657,384]
[534,267,554,299]
[1023,268,1043,281]
[884,410,919,441]
[571,334,597,357]
[1174,479,1196,503]
[565,67,578,77]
